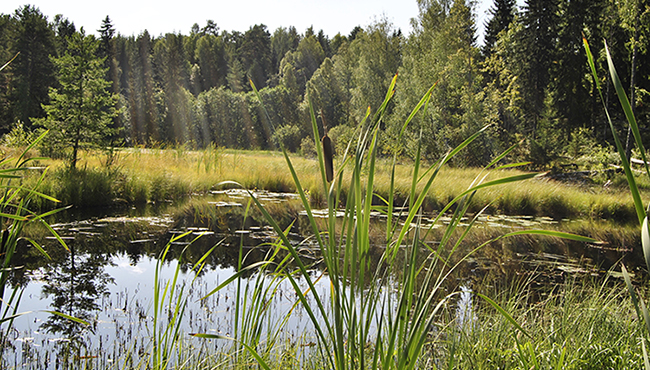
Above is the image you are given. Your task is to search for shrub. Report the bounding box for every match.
[271,124,302,152]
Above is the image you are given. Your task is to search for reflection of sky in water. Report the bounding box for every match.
[7,254,330,367]
[5,191,610,368]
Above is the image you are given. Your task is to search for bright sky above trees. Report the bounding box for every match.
[1,0,492,41]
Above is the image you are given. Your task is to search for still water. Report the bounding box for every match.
[3,191,330,368]
[1,190,639,368]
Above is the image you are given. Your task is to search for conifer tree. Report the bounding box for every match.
[482,0,516,56]
[37,29,119,169]
[9,5,57,128]
[519,0,559,136]
[53,14,76,55]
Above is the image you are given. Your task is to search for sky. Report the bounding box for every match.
[1,0,494,43]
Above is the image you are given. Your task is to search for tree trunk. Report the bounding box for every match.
[71,127,80,170]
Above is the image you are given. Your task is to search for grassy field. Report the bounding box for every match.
[14,145,645,225]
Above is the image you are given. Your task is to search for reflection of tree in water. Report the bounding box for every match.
[40,243,114,346]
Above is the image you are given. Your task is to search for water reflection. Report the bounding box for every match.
[40,243,113,334]
[1,190,643,368]
[39,243,114,363]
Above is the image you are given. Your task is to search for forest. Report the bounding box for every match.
[0,0,649,168]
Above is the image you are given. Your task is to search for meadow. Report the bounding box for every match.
[16,144,644,225]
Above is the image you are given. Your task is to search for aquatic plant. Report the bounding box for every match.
[584,36,650,369]
[150,231,220,369]
[0,130,70,352]
[190,73,597,369]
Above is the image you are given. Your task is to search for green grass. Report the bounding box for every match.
[583,37,650,370]
[0,131,69,356]
[444,277,645,369]
[176,76,604,370]
[107,69,643,370]
[11,144,645,225]
[5,43,650,369]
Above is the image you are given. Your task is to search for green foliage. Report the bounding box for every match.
[35,29,119,169]
[481,18,526,152]
[305,57,347,128]
[271,26,300,71]
[449,278,644,368]
[346,20,402,123]
[0,131,67,352]
[152,232,215,369]
[270,124,302,152]
[300,136,316,157]
[328,124,358,157]
[586,34,650,369]
[1,121,41,148]
[26,165,150,209]
[193,33,228,93]
[392,0,488,165]
[187,72,603,370]
[5,6,57,128]
[1,1,649,167]
[483,0,516,56]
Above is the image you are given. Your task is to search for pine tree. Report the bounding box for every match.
[53,14,76,55]
[239,24,272,89]
[37,29,119,169]
[97,16,115,63]
[193,30,227,94]
[618,0,650,158]
[482,0,516,56]
[553,0,597,138]
[0,14,16,131]
[153,33,191,142]
[271,26,300,71]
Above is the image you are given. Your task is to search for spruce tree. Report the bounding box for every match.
[520,0,559,136]
[482,0,516,56]
[37,29,119,169]
[9,5,57,128]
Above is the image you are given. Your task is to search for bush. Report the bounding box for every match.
[300,136,316,158]
[271,125,303,152]
[328,124,357,157]
[149,173,189,203]
[2,121,40,148]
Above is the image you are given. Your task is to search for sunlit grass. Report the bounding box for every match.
[444,277,644,369]
[13,145,644,225]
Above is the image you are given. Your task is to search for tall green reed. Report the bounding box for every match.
[584,36,650,369]
[192,195,306,369]
[150,231,219,369]
[189,75,598,370]
[0,130,70,352]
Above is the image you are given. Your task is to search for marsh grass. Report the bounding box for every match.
[17,144,644,225]
[446,276,644,368]
[150,231,220,369]
[179,74,603,370]
[584,36,650,369]
[0,131,71,356]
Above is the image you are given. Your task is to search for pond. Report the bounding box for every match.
[1,190,641,369]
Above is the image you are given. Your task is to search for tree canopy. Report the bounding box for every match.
[0,0,648,168]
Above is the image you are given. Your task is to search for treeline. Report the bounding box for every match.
[0,0,649,166]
